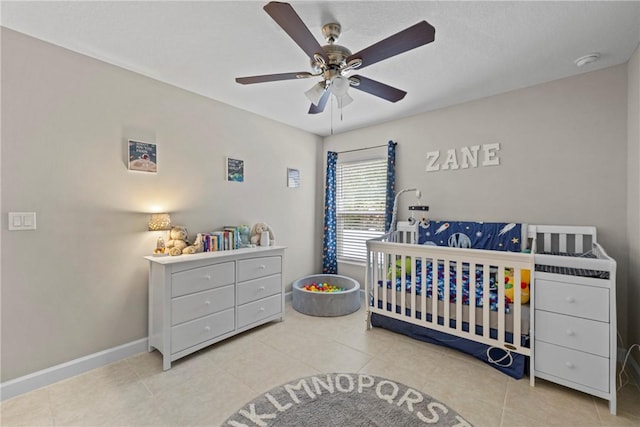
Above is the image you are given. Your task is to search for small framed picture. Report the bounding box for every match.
[128,140,157,173]
[287,168,300,188]
[225,157,244,182]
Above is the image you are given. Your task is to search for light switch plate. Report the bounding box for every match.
[8,212,36,231]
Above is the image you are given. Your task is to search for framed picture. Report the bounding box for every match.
[287,168,300,188]
[225,157,244,182]
[128,140,157,173]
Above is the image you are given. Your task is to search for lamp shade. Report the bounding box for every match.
[329,76,349,97]
[305,82,326,105]
[148,213,171,231]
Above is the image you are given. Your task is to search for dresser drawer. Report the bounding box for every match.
[535,310,609,357]
[237,294,282,329]
[237,256,281,282]
[172,262,235,297]
[172,285,234,326]
[171,308,234,353]
[535,280,608,322]
[535,341,609,392]
[237,274,282,305]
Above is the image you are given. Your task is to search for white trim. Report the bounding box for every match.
[0,338,147,401]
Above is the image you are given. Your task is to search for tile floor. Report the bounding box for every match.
[2,300,639,427]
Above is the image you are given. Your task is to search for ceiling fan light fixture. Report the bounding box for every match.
[336,93,354,109]
[305,82,326,105]
[330,76,350,97]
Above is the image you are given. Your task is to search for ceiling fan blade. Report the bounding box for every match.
[236,72,313,85]
[308,89,330,114]
[350,75,407,103]
[347,21,435,70]
[263,2,328,63]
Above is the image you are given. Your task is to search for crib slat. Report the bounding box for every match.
[400,255,406,316]
[455,260,463,333]
[575,235,584,253]
[513,268,522,345]
[390,254,396,313]
[483,265,490,339]
[559,234,567,252]
[383,253,389,312]
[420,256,427,324]
[543,233,551,252]
[430,258,437,325]
[443,258,450,328]
[469,263,477,336]
[498,266,506,345]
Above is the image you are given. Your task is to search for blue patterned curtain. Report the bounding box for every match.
[322,151,338,274]
[384,141,397,233]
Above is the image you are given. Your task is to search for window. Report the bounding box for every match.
[336,158,387,263]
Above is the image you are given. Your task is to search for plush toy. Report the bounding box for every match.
[388,257,412,279]
[182,233,204,255]
[166,226,189,256]
[238,225,251,248]
[505,268,530,304]
[250,222,276,246]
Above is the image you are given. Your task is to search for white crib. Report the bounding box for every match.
[366,221,536,382]
[366,222,617,410]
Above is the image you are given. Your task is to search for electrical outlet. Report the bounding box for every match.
[8,212,36,231]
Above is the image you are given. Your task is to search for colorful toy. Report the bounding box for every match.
[387,257,412,279]
[504,268,530,304]
[301,282,344,293]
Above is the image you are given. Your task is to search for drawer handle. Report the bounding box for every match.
[259,286,266,291]
[259,265,266,270]
[566,329,574,336]
[565,296,575,303]
[204,275,212,281]
[205,300,211,306]
[565,361,574,369]
[204,326,211,332]
[259,307,265,312]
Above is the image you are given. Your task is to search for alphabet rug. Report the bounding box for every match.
[223,373,473,426]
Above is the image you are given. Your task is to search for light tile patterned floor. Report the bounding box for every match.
[2,301,639,427]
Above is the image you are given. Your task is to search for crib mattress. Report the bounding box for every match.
[375,288,530,335]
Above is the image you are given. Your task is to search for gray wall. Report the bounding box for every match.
[324,64,632,344]
[628,43,640,362]
[0,28,322,382]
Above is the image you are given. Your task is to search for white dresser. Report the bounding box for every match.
[145,246,285,370]
[533,245,617,414]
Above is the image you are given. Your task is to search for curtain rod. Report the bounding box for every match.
[335,143,392,154]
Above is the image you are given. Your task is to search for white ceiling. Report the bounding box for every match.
[2,1,639,137]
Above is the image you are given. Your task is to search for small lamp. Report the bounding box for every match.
[148,213,171,255]
[148,213,171,231]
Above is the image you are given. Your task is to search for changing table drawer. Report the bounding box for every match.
[237,294,282,329]
[535,341,609,392]
[237,256,281,282]
[535,279,609,322]
[171,285,234,326]
[535,311,609,357]
[171,308,234,353]
[172,262,235,297]
[237,274,282,305]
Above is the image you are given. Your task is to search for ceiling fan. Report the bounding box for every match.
[235,1,436,114]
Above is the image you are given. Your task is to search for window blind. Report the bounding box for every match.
[336,158,387,263]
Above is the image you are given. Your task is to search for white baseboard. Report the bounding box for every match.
[0,338,147,401]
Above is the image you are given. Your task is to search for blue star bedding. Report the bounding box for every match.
[383,260,505,312]
[380,221,525,312]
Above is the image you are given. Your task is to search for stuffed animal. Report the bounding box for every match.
[250,222,276,246]
[388,257,412,279]
[182,233,204,255]
[166,226,189,256]
[505,268,530,304]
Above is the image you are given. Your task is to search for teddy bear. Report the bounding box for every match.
[182,233,204,255]
[250,222,275,246]
[165,226,189,256]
